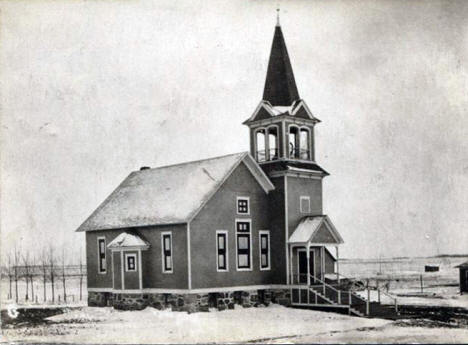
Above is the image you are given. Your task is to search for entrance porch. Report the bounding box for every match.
[286,216,399,318]
[288,215,343,286]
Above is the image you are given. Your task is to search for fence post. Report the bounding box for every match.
[338,290,341,304]
[395,298,398,313]
[377,280,381,303]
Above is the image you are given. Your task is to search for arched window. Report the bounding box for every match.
[300,128,310,160]
[289,126,299,159]
[267,126,278,160]
[255,129,266,162]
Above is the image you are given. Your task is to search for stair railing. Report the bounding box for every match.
[309,274,343,305]
[336,273,398,313]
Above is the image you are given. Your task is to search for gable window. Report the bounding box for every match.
[259,231,271,270]
[97,237,106,274]
[125,253,137,272]
[216,231,228,272]
[236,219,252,270]
[161,232,173,273]
[300,196,311,213]
[237,197,250,215]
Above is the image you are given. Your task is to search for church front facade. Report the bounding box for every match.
[77,20,347,313]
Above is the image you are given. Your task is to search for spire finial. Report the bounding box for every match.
[276,7,280,27]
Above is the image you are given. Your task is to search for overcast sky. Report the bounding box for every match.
[1,0,467,261]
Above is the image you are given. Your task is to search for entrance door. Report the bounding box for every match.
[298,250,314,284]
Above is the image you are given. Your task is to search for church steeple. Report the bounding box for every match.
[263,19,300,106]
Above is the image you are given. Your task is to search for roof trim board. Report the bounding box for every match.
[76,152,275,232]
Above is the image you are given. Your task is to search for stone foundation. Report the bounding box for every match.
[88,288,291,313]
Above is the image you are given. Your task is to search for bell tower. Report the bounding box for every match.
[243,16,331,285]
[243,17,328,179]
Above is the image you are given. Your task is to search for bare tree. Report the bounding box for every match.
[14,246,19,303]
[7,253,13,299]
[22,252,31,301]
[61,248,67,303]
[41,248,48,302]
[48,245,56,303]
[30,255,36,302]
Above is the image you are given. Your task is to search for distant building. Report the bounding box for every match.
[76,19,358,313]
[456,261,468,294]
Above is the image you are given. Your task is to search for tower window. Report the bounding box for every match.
[300,128,311,160]
[300,196,311,213]
[289,126,299,159]
[267,126,278,160]
[255,129,266,162]
[237,196,250,214]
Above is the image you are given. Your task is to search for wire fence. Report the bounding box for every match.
[1,264,87,305]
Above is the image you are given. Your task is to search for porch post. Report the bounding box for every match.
[306,241,311,286]
[320,246,325,280]
[336,246,340,284]
[289,244,293,284]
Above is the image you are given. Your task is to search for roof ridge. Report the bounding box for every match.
[135,152,248,172]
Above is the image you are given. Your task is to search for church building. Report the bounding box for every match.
[77,19,361,314]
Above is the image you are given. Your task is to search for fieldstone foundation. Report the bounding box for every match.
[88,288,291,312]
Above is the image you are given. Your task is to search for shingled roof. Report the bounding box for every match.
[76,152,274,232]
[263,24,300,106]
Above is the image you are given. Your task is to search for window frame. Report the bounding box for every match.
[259,230,271,271]
[300,196,311,214]
[97,236,107,274]
[161,232,173,274]
[125,253,137,272]
[216,230,229,272]
[236,196,250,215]
[235,219,252,271]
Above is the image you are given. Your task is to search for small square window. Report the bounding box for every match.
[237,197,250,214]
[125,254,137,272]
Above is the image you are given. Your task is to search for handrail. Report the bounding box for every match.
[309,274,340,294]
[335,272,398,311]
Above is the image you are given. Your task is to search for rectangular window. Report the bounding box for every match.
[259,231,270,270]
[125,253,137,272]
[236,220,251,270]
[161,232,173,273]
[300,196,311,213]
[97,237,106,274]
[216,231,228,272]
[237,197,250,215]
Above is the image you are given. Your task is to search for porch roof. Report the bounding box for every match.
[107,232,150,250]
[288,215,344,245]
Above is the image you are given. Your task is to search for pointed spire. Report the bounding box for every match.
[263,18,300,106]
[276,7,280,27]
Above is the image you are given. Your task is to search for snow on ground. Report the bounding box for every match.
[2,304,393,344]
[267,323,468,344]
[2,304,468,344]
